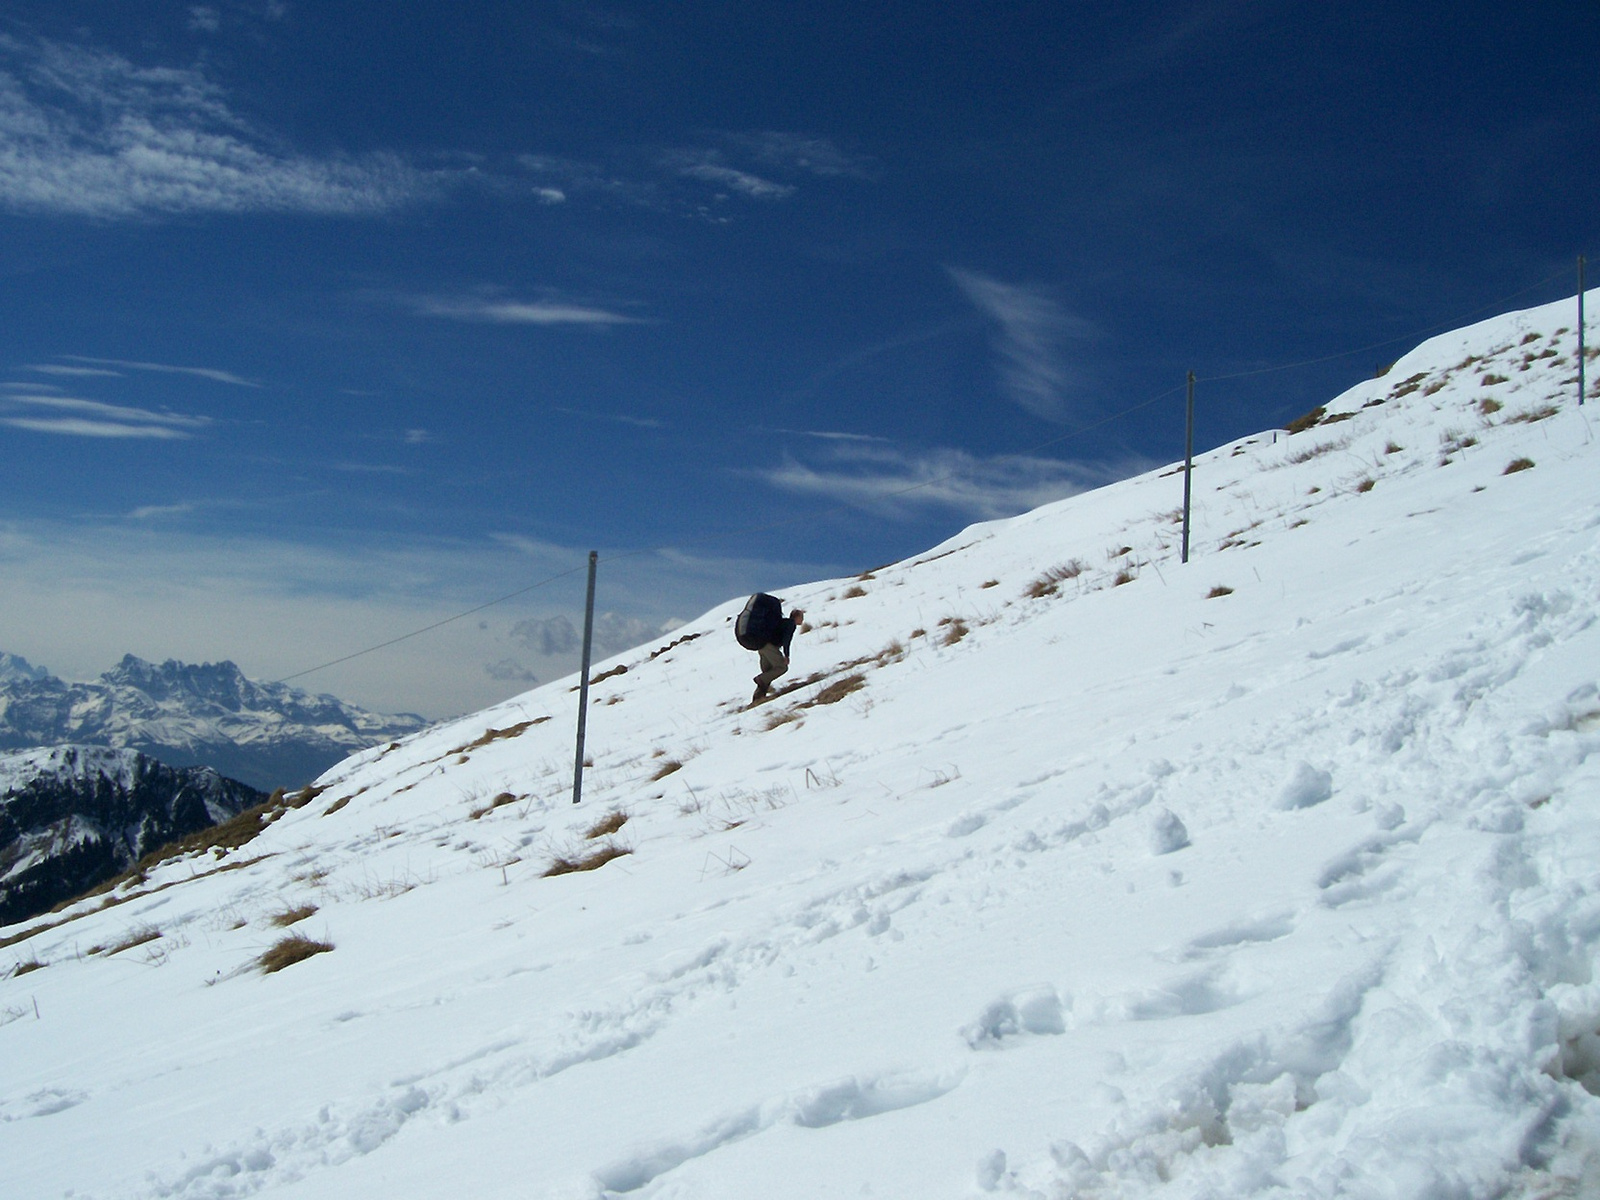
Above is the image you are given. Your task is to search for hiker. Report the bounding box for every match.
[735,593,804,704]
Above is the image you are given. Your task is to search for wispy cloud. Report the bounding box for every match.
[129,503,196,519]
[0,34,442,218]
[670,154,796,200]
[56,356,260,387]
[2,416,191,439]
[552,405,664,429]
[727,132,878,180]
[751,440,1147,521]
[949,269,1097,422]
[412,295,648,327]
[1,392,209,438]
[26,364,121,378]
[772,428,892,444]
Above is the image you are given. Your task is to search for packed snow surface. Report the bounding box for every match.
[3,296,1599,1198]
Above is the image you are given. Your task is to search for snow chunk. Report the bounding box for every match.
[1150,807,1190,854]
[1277,761,1333,809]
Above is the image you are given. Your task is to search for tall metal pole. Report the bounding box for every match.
[1580,256,1587,407]
[571,551,598,805]
[1181,371,1195,564]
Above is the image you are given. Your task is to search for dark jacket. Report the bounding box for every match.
[773,616,797,656]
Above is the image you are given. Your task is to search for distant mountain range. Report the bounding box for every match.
[0,653,428,792]
[0,745,266,925]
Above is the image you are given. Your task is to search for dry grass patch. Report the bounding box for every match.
[457,719,545,753]
[1389,372,1429,398]
[940,618,970,646]
[270,904,319,927]
[1507,405,1559,425]
[1285,406,1326,434]
[1112,568,1135,587]
[469,792,520,819]
[811,673,866,705]
[259,934,333,974]
[650,759,683,781]
[1504,458,1536,475]
[12,958,46,977]
[543,843,631,877]
[105,925,162,955]
[1286,438,1347,465]
[1355,477,1376,493]
[842,585,867,599]
[1025,560,1086,598]
[584,809,629,839]
[1206,586,1234,598]
[647,631,705,661]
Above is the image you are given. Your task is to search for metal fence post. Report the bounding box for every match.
[1181,371,1195,564]
[571,551,598,804]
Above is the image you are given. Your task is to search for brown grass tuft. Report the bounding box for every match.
[811,673,867,705]
[1206,586,1234,599]
[259,934,333,974]
[12,958,46,976]
[940,618,970,646]
[105,926,162,955]
[1507,405,1559,425]
[469,791,521,819]
[270,904,319,927]
[1025,560,1086,598]
[543,843,631,877]
[1504,458,1535,475]
[764,707,802,731]
[650,759,683,781]
[1355,477,1376,493]
[1285,406,1326,434]
[842,585,867,599]
[584,809,629,839]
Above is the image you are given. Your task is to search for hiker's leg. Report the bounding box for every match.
[755,643,788,688]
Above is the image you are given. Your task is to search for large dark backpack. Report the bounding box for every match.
[735,593,783,650]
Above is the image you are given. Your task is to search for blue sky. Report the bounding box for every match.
[0,1,1596,718]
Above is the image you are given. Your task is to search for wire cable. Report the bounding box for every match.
[277,262,1588,684]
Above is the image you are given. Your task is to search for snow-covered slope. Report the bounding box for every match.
[3,296,1598,1199]
[0,655,427,791]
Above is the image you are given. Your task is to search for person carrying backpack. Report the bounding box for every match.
[735,593,805,705]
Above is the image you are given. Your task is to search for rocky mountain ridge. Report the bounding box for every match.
[0,745,265,926]
[0,654,427,791]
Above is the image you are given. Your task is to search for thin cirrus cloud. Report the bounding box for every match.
[753,440,1148,521]
[728,132,878,180]
[1,392,210,439]
[0,34,439,218]
[949,268,1098,423]
[412,296,648,327]
[49,357,261,387]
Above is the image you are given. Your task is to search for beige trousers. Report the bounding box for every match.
[755,643,789,688]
